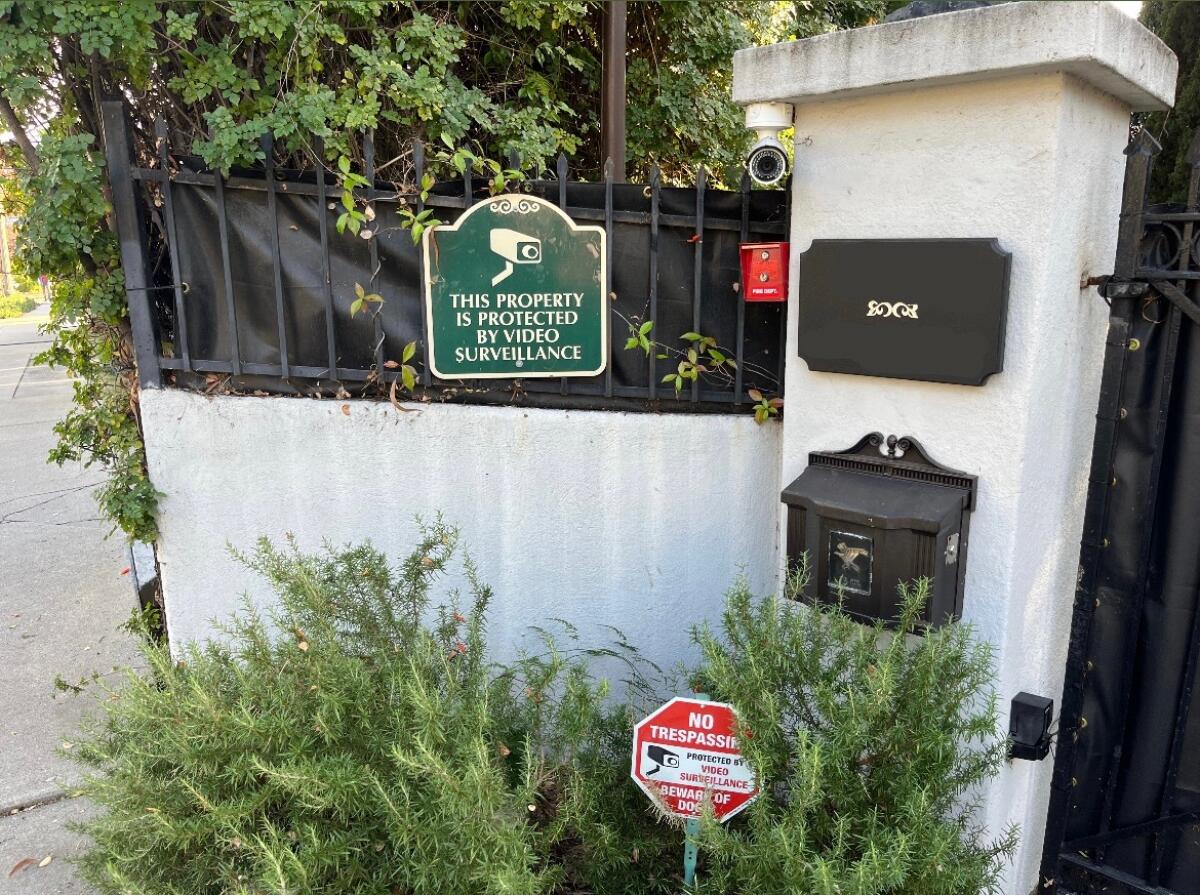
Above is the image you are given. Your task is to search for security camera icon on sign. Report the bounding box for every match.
[645,744,680,777]
[490,228,542,285]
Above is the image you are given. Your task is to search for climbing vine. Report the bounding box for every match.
[622,315,782,414]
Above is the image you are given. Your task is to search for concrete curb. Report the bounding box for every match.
[0,788,73,818]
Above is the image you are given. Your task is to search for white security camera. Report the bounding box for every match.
[744,102,794,187]
[490,228,542,285]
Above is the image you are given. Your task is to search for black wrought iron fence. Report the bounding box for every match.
[1041,128,1200,895]
[103,101,789,413]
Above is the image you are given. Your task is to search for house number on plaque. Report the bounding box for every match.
[866,300,919,319]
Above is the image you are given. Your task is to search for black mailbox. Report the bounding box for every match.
[781,432,976,627]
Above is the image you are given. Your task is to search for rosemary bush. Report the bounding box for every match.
[72,522,677,895]
[72,534,1013,894]
[689,565,1017,894]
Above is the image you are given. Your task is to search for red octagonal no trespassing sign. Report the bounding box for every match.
[630,696,759,823]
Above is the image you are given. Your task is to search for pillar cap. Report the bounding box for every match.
[733,1,1177,112]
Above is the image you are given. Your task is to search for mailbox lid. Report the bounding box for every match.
[781,465,966,532]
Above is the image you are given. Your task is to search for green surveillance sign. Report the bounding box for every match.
[422,194,607,379]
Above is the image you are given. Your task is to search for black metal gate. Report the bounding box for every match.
[1040,129,1200,895]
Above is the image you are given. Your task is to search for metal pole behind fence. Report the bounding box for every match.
[155,117,190,372]
[648,165,660,398]
[691,167,706,403]
[101,99,162,389]
[735,171,750,404]
[604,158,614,398]
[261,132,290,379]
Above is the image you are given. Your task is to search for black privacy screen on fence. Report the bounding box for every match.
[1041,133,1200,895]
[140,144,789,412]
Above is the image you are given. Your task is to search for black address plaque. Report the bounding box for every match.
[795,239,1011,386]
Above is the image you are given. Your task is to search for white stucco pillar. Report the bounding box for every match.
[733,3,1176,892]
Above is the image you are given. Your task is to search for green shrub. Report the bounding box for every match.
[689,564,1017,894]
[73,534,1013,894]
[0,288,39,318]
[72,522,679,895]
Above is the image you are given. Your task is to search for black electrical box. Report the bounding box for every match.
[1009,692,1054,761]
[781,433,977,627]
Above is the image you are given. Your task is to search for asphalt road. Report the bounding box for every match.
[0,306,139,893]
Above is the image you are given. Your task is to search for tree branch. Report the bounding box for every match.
[0,93,39,175]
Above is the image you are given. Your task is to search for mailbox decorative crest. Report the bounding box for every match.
[422,194,607,379]
[781,432,977,627]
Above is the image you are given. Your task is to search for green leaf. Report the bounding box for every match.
[681,332,701,341]
[624,337,639,350]
[402,365,416,391]
[350,297,363,317]
[355,282,366,299]
[708,348,726,364]
[638,320,653,336]
[338,155,351,174]
[402,341,417,363]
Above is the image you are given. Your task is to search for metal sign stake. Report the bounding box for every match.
[681,692,709,890]
[682,816,700,888]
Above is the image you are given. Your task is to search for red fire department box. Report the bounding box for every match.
[740,242,789,302]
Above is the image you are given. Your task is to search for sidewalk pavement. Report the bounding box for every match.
[0,305,140,893]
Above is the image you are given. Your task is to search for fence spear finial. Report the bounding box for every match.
[1126,127,1162,158]
[1186,126,1200,167]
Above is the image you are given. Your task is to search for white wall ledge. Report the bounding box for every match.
[733,1,1177,112]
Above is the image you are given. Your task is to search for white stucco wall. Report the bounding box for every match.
[141,391,782,670]
[734,4,1176,892]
